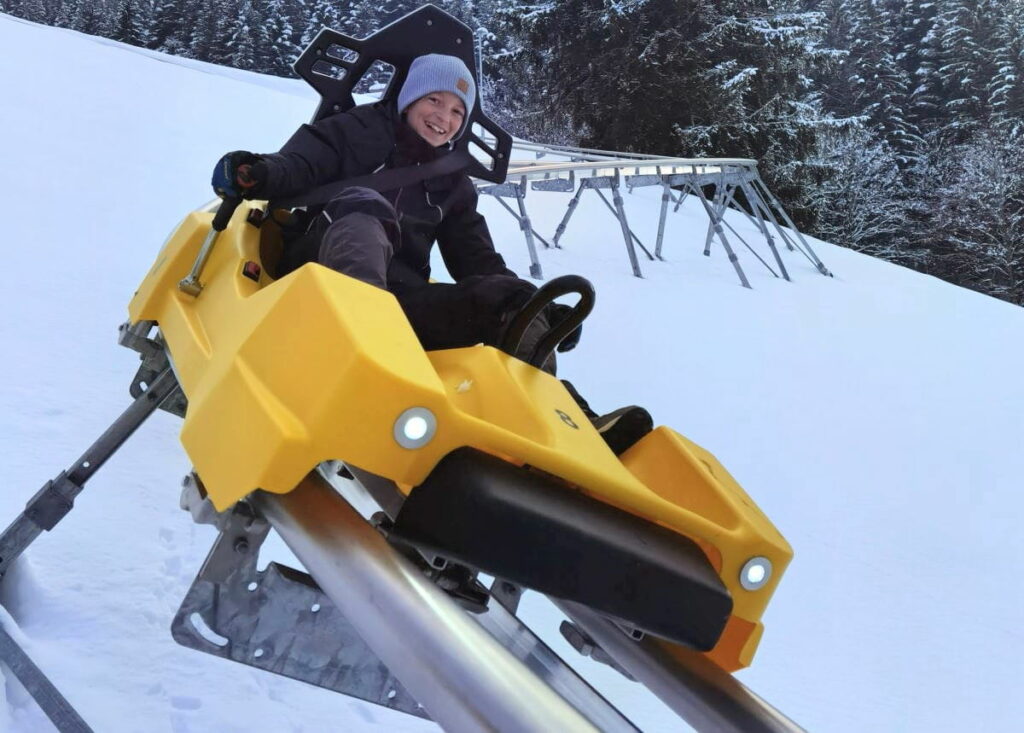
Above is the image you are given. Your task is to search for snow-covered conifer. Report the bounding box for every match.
[112,0,155,49]
[259,0,298,76]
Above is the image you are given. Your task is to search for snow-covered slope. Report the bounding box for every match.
[1,13,1022,732]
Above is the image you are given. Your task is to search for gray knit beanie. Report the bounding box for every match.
[397,54,476,139]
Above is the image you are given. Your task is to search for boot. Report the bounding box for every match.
[561,381,653,455]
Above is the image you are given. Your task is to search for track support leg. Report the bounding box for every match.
[0,367,180,579]
[0,365,178,733]
[0,624,93,732]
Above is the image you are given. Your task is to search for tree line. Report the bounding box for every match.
[3,0,1022,305]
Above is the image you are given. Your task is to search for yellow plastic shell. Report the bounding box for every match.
[128,203,792,671]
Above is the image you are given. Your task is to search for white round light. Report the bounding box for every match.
[739,556,772,591]
[393,407,437,449]
[403,416,429,441]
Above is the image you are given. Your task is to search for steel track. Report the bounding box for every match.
[252,471,805,732]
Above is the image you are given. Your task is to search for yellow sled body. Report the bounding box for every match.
[128,202,791,671]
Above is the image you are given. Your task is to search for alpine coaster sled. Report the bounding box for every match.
[0,6,800,732]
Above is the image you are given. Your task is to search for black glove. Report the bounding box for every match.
[548,302,584,353]
[211,150,265,199]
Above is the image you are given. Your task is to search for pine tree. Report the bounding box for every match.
[190,0,236,64]
[300,0,344,48]
[227,0,261,70]
[259,0,298,76]
[54,0,81,28]
[934,0,1000,143]
[17,0,51,23]
[821,0,921,166]
[79,1,109,36]
[112,0,155,48]
[893,0,941,138]
[986,0,1024,139]
[806,126,912,263]
[152,0,184,50]
[930,129,1024,304]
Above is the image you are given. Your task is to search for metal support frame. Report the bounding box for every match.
[738,180,790,281]
[506,151,832,286]
[655,181,671,260]
[700,182,781,279]
[0,367,181,580]
[553,181,585,248]
[0,623,93,732]
[704,182,727,256]
[658,168,788,286]
[480,177,549,279]
[595,185,655,263]
[677,176,752,289]
[551,174,646,278]
[607,182,645,277]
[0,363,180,732]
[713,181,770,236]
[751,176,832,276]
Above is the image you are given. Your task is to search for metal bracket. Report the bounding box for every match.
[480,181,525,198]
[172,488,426,719]
[489,578,523,615]
[531,171,575,193]
[117,321,187,417]
[559,621,637,682]
[624,174,663,188]
[580,175,618,191]
[24,472,79,531]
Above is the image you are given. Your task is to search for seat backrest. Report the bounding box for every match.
[292,4,512,184]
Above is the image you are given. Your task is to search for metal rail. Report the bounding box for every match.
[497,138,759,166]
[249,469,803,733]
[504,156,757,181]
[250,473,603,733]
[559,601,806,733]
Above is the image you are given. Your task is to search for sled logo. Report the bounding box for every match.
[555,409,579,430]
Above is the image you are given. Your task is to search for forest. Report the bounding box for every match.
[3,0,1023,305]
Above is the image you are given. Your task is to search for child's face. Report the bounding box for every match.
[405,91,466,146]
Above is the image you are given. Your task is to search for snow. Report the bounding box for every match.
[2,12,1024,733]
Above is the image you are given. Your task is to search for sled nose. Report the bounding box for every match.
[389,448,733,651]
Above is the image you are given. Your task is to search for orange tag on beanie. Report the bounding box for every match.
[457,78,470,94]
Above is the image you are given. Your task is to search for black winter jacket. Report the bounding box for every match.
[254,102,518,295]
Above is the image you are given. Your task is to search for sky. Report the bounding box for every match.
[1,11,1023,733]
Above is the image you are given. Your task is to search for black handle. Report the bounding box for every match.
[500,275,596,369]
[212,196,242,232]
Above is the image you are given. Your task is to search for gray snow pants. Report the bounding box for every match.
[318,187,400,289]
[317,187,556,374]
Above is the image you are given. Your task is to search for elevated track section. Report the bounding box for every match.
[477,140,831,286]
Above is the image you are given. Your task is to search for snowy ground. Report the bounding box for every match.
[2,13,1023,733]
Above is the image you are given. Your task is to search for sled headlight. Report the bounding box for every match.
[394,407,437,449]
[739,556,772,591]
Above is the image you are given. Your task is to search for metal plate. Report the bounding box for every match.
[171,544,426,719]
